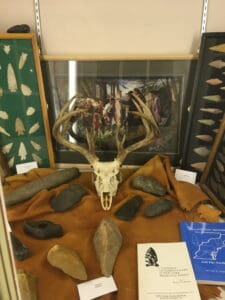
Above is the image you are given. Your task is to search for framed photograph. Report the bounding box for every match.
[182,32,225,176]
[42,57,196,167]
[0,33,54,173]
[200,117,225,215]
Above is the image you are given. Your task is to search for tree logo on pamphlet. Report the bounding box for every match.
[145,247,159,267]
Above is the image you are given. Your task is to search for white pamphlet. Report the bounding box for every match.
[16,161,38,174]
[137,242,201,300]
[77,276,117,300]
[175,168,197,184]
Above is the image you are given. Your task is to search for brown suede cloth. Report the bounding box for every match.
[5,155,222,300]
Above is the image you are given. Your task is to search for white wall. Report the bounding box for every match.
[1,0,225,56]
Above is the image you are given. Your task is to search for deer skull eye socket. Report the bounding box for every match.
[116,173,121,180]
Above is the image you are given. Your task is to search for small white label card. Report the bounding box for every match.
[175,168,197,184]
[77,276,117,300]
[16,161,38,174]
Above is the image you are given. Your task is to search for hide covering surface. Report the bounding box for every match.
[5,155,221,300]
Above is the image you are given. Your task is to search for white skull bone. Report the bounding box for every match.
[92,159,122,210]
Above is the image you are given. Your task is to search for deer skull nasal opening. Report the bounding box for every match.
[101,192,112,210]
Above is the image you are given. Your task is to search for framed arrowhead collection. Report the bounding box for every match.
[0,33,54,173]
[200,116,225,215]
[182,32,225,179]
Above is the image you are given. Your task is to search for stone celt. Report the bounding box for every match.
[131,175,166,196]
[5,168,80,206]
[144,198,173,217]
[10,233,30,260]
[114,195,143,221]
[50,184,87,212]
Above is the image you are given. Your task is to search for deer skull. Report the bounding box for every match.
[52,93,159,210]
[92,160,121,210]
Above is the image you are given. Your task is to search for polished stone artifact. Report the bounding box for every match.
[10,233,30,260]
[114,195,143,221]
[5,168,80,206]
[7,24,31,33]
[50,183,87,212]
[144,198,173,217]
[17,269,37,300]
[23,220,63,239]
[131,175,166,196]
[47,244,87,280]
[93,218,122,276]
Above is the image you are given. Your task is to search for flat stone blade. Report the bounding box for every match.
[47,244,87,280]
[93,218,122,277]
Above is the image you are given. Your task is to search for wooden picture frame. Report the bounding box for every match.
[182,32,225,177]
[0,33,54,173]
[200,116,225,215]
[41,56,196,168]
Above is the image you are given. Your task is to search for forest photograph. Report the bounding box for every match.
[67,76,183,155]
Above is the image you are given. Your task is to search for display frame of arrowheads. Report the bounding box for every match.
[200,117,225,215]
[182,32,225,177]
[0,33,55,173]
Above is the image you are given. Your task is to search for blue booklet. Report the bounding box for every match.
[179,221,225,285]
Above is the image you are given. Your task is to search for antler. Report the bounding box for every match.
[53,92,160,211]
[115,91,160,163]
[52,95,99,165]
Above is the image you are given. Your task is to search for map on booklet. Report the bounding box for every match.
[180,221,225,285]
[137,242,201,300]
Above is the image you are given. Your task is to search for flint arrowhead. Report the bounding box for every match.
[17,269,37,300]
[47,244,87,280]
[93,218,122,276]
